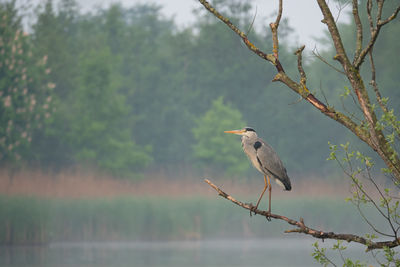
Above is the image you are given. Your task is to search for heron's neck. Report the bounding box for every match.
[241,134,256,145]
[242,133,257,140]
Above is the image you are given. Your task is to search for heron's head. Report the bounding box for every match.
[224,127,257,138]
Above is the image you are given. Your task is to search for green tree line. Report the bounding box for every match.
[0,0,398,178]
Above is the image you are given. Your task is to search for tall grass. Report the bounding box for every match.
[0,195,388,245]
[0,196,50,245]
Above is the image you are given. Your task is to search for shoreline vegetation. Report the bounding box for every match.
[0,169,385,246]
[0,168,350,198]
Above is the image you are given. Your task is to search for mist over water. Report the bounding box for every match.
[0,238,378,267]
[1,0,400,266]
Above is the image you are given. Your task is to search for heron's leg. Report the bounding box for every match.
[267,175,271,214]
[254,175,268,210]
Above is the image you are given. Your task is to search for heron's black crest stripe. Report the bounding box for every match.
[245,127,255,132]
[254,141,262,150]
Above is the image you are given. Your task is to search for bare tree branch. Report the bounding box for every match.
[366,2,398,116]
[365,166,399,238]
[204,179,400,251]
[270,0,283,59]
[197,0,281,71]
[317,0,351,67]
[198,0,400,179]
[353,2,400,68]
[245,6,257,36]
[317,0,375,125]
[352,0,363,62]
[366,2,389,112]
[314,243,339,266]
[295,45,307,87]
[334,157,391,228]
[368,49,388,113]
[355,202,393,238]
[312,47,346,75]
[197,0,371,153]
[334,0,351,24]
[366,0,374,31]
[316,0,400,179]
[379,4,400,26]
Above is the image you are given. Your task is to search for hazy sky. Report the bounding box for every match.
[77,0,350,49]
[30,0,351,49]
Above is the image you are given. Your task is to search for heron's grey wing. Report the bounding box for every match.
[255,139,291,190]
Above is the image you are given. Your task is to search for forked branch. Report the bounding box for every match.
[205,179,400,251]
[197,0,370,149]
[315,0,400,179]
[197,0,281,71]
[354,2,400,68]
[197,0,400,179]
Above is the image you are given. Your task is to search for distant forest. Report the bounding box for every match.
[1,0,399,179]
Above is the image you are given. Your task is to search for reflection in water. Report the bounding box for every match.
[0,238,376,267]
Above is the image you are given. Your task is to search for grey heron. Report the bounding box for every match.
[224,127,291,215]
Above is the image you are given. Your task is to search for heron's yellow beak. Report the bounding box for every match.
[224,129,245,135]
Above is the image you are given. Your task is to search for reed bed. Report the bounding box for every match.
[0,195,380,245]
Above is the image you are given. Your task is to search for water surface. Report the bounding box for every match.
[0,238,375,267]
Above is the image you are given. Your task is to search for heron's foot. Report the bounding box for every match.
[247,203,257,217]
[265,211,271,222]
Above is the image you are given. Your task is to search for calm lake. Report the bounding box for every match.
[0,238,376,267]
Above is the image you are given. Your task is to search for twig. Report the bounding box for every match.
[314,243,338,266]
[355,200,394,238]
[270,0,283,59]
[295,45,307,87]
[339,97,363,123]
[352,0,363,62]
[368,50,387,113]
[335,0,351,23]
[197,0,281,71]
[317,0,350,66]
[353,2,400,68]
[311,47,345,75]
[245,6,257,36]
[318,81,330,107]
[378,3,400,27]
[337,243,346,265]
[366,2,388,114]
[366,0,374,33]
[287,95,303,106]
[365,166,399,238]
[204,178,400,251]
[335,157,390,224]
